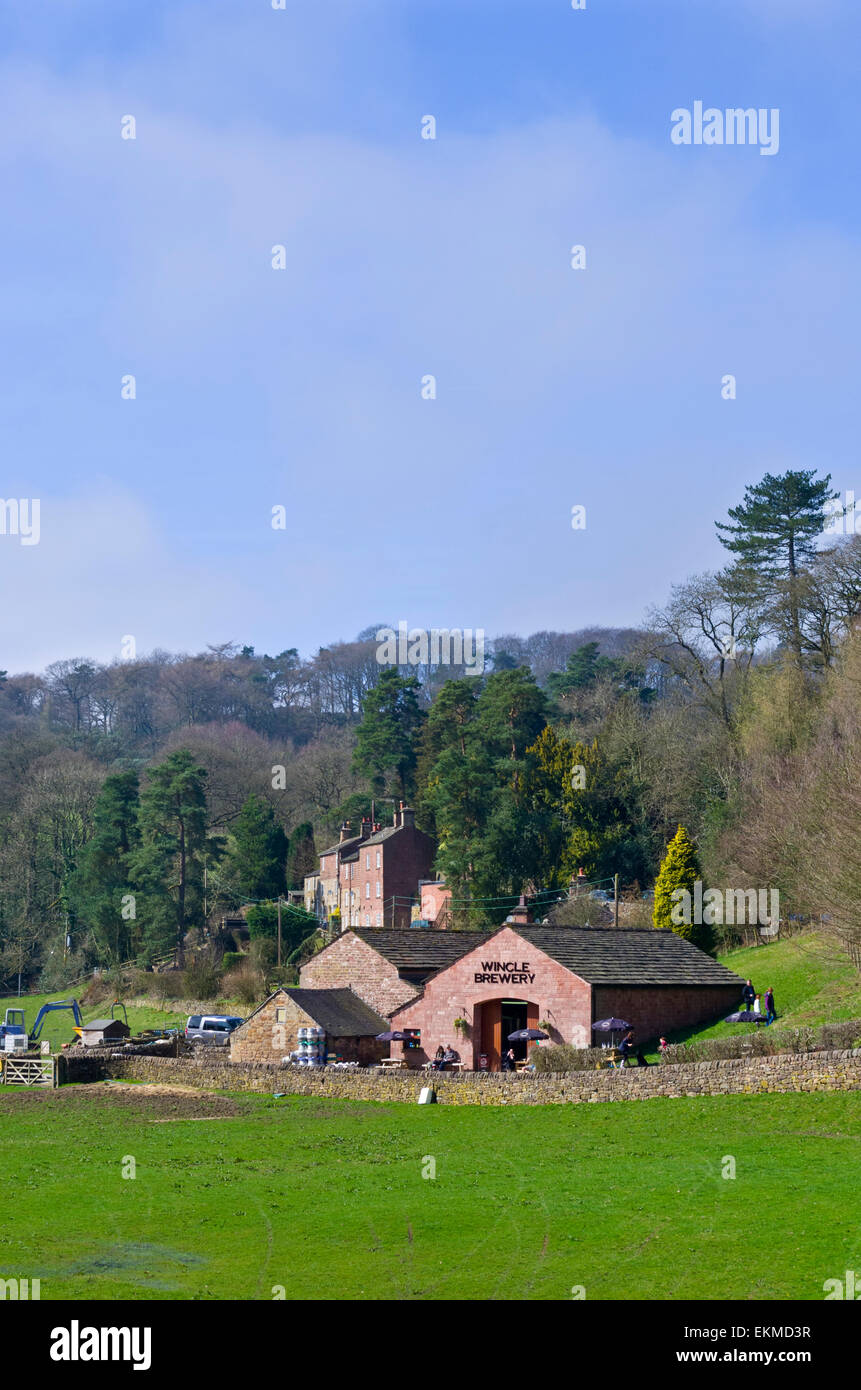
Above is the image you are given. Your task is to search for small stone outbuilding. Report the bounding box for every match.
[229,986,388,1065]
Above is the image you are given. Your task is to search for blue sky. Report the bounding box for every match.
[1,0,858,671]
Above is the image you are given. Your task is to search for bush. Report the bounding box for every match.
[663,1018,861,1065]
[182,958,221,1000]
[531,1044,609,1073]
[222,967,266,1006]
[221,951,244,973]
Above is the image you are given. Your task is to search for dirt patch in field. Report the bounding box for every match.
[0,1082,245,1122]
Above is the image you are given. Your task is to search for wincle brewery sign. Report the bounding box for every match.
[474,960,535,985]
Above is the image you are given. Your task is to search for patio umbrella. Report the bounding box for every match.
[724,1010,768,1024]
[375,1030,410,1042]
[507,1028,549,1041]
[592,1018,632,1032]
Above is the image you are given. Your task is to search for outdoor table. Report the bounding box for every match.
[380,1057,405,1068]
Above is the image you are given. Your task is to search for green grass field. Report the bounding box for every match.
[0,1084,858,1300]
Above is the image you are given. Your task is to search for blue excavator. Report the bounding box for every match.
[0,999,84,1052]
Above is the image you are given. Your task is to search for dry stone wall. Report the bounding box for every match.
[64,1048,861,1105]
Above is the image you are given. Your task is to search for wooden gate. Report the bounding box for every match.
[1,1055,56,1087]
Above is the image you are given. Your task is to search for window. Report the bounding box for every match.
[376,850,381,869]
[275,1008,287,1023]
[376,881,381,898]
[375,912,382,926]
[365,882,370,898]
[365,852,370,869]
[364,913,370,927]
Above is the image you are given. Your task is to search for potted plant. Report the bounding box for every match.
[453,1016,469,1036]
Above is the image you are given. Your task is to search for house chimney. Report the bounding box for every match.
[400,805,415,829]
[360,817,372,840]
[506,894,532,926]
[339,821,352,843]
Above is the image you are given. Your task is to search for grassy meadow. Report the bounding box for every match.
[0,1085,858,1301]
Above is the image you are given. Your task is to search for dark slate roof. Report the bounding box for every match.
[516,926,744,987]
[80,1019,129,1032]
[319,834,365,857]
[352,927,494,972]
[282,988,388,1036]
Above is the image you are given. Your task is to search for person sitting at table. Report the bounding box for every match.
[501,1047,516,1072]
[432,1045,446,1071]
[443,1045,460,1068]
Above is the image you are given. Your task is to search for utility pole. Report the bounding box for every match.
[614,873,619,928]
[277,896,282,970]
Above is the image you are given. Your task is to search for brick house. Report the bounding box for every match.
[300,904,744,1069]
[230,986,388,1065]
[306,804,435,930]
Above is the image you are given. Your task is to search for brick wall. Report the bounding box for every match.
[391,926,593,1066]
[300,932,420,1017]
[70,1048,861,1104]
[592,984,743,1043]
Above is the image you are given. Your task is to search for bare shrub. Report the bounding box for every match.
[222,967,266,1006]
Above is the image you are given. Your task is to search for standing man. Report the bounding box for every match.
[764,986,776,1025]
[742,979,756,1013]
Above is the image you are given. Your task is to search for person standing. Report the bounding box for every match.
[752,993,762,1015]
[618,1030,635,1067]
[501,1047,516,1072]
[742,979,755,1012]
[764,987,776,1025]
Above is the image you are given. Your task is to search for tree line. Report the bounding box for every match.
[1,467,859,986]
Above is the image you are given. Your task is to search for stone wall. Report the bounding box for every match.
[65,1048,861,1105]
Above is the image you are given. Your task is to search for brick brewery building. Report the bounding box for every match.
[299,900,744,1069]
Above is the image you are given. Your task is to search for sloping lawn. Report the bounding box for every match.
[0,1085,858,1301]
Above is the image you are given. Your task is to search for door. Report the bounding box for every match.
[479,1000,502,1071]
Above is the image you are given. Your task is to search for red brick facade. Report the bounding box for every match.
[317,808,436,930]
[391,927,592,1068]
[591,984,740,1043]
[299,931,421,1018]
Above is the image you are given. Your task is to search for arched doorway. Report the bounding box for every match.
[474,998,539,1070]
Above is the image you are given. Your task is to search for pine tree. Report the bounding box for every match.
[129,750,208,961]
[353,667,424,800]
[716,469,838,661]
[653,825,713,952]
[231,794,288,900]
[67,771,140,964]
[285,821,317,890]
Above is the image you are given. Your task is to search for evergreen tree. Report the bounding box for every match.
[67,771,140,964]
[353,667,424,800]
[129,750,208,960]
[231,794,288,900]
[285,820,317,890]
[653,824,713,952]
[716,469,838,661]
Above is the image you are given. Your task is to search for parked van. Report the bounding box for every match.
[185,1015,244,1046]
